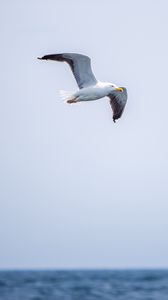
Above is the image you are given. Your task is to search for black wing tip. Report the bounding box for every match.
[37,56,48,60]
[37,54,64,61]
[113,114,121,123]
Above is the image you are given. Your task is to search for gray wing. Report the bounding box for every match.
[108,88,127,122]
[38,53,97,89]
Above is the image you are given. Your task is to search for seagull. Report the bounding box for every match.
[38,53,127,122]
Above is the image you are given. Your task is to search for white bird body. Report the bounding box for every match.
[38,53,127,122]
[73,82,118,101]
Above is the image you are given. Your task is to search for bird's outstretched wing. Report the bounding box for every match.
[108,88,127,122]
[38,53,97,89]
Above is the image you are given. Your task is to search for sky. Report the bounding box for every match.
[0,0,168,269]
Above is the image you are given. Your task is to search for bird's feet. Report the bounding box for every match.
[66,99,78,104]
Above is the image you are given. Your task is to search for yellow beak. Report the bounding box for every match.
[115,87,123,92]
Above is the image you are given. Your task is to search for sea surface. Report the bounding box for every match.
[0,270,168,300]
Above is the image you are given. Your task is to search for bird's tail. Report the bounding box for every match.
[59,90,75,102]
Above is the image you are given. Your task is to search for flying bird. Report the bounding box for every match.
[38,53,127,122]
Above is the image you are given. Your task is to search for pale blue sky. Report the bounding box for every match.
[0,0,168,269]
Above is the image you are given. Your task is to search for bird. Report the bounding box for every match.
[38,53,127,122]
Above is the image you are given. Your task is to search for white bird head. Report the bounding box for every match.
[110,83,123,92]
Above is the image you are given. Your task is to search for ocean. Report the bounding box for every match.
[0,270,168,300]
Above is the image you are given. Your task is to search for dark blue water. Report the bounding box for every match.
[0,270,168,300]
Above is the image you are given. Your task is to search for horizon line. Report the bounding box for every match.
[1,267,168,272]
